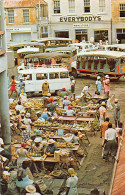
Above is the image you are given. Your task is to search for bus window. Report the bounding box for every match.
[94,58,99,70]
[100,58,106,69]
[56,58,61,64]
[49,73,55,79]
[45,59,51,65]
[60,72,69,78]
[108,59,116,72]
[36,73,48,80]
[88,57,93,70]
[23,74,32,80]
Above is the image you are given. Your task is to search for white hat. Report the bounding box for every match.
[26,113,30,118]
[105,75,109,78]
[97,76,101,80]
[25,185,36,193]
[34,137,41,143]
[48,139,55,144]
[101,101,106,106]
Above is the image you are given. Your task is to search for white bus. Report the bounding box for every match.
[17,67,71,95]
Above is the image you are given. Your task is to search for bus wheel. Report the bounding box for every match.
[71,68,77,78]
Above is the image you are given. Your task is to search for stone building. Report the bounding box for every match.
[112,0,125,43]
[0,0,10,144]
[4,0,48,45]
[47,0,112,43]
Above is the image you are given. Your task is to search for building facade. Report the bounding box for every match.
[47,0,112,43]
[112,0,125,44]
[0,0,11,144]
[4,0,48,45]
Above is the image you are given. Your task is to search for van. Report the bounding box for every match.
[17,67,71,94]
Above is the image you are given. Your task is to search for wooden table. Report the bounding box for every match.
[57,116,77,121]
[76,117,95,122]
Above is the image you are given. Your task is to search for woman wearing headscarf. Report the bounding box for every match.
[65,168,78,195]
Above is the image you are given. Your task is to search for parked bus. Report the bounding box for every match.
[69,42,97,54]
[45,47,78,77]
[8,42,45,65]
[17,67,71,95]
[76,51,125,78]
[31,37,72,47]
[101,44,125,52]
[20,53,72,73]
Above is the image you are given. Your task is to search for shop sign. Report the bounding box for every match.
[60,16,101,22]
[7,28,31,32]
[73,23,89,28]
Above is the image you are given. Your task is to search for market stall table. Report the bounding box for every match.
[57,116,77,121]
[76,117,95,122]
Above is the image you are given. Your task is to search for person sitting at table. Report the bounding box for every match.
[46,139,58,156]
[37,109,49,122]
[35,129,43,143]
[15,101,24,113]
[66,106,75,116]
[63,96,70,110]
[60,88,68,99]
[31,137,44,156]
[72,132,79,144]
[47,98,57,115]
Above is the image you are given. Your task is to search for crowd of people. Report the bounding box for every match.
[0,73,123,194]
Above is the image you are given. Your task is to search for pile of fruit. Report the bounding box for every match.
[91,118,100,131]
[9,102,17,109]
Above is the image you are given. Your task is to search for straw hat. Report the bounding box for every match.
[26,113,30,118]
[97,76,101,80]
[20,77,24,80]
[105,75,109,78]
[114,98,118,103]
[48,139,55,144]
[21,125,27,129]
[25,185,36,193]
[101,101,106,106]
[34,137,41,143]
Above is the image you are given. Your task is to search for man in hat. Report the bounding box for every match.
[81,83,92,102]
[114,99,120,128]
[96,76,102,94]
[99,101,108,125]
[31,137,44,156]
[103,75,110,98]
[46,139,58,156]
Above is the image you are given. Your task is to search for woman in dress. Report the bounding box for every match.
[15,142,32,167]
[65,168,78,195]
[9,75,18,98]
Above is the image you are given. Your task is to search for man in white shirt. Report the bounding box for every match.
[103,123,118,162]
[81,84,92,102]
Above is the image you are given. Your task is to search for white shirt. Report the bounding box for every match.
[0,137,4,152]
[81,86,89,96]
[66,109,75,116]
[15,105,24,112]
[105,128,118,141]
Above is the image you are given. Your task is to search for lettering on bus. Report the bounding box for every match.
[60,16,102,22]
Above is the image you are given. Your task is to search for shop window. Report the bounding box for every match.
[99,0,105,12]
[60,72,69,78]
[8,10,14,24]
[40,26,48,38]
[36,73,48,80]
[94,30,108,42]
[119,4,125,17]
[53,0,60,13]
[68,0,75,13]
[84,0,90,13]
[23,10,29,23]
[55,31,69,38]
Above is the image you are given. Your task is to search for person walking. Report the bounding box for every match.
[9,75,18,98]
[99,101,108,125]
[42,80,50,96]
[103,123,118,162]
[18,78,25,95]
[65,168,78,195]
[100,117,110,145]
[70,76,76,94]
[114,98,120,128]
[96,76,102,94]
[103,75,110,98]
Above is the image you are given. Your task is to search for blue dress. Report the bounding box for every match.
[19,81,25,94]
[96,80,102,93]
